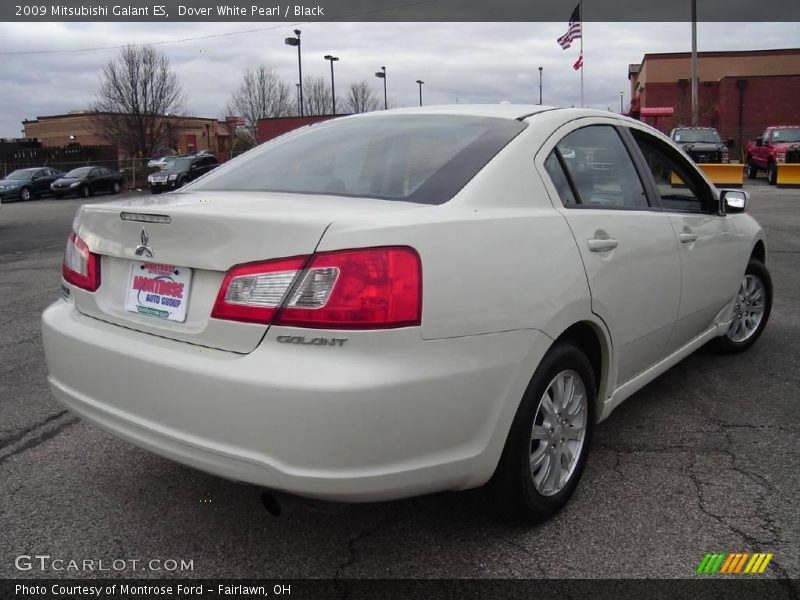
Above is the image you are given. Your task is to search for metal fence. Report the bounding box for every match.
[2,147,237,190]
[1,155,165,190]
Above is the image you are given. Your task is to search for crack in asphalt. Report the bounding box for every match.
[0,412,78,467]
[0,334,39,349]
[332,507,409,599]
[597,412,798,588]
[0,410,68,449]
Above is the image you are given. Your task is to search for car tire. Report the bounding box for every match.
[81,185,91,198]
[112,181,121,194]
[19,187,32,201]
[767,162,777,185]
[713,259,772,354]
[492,341,596,523]
[745,159,758,179]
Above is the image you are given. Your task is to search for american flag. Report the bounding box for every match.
[573,52,584,71]
[557,4,582,50]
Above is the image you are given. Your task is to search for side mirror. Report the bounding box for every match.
[755,139,764,147]
[726,138,735,149]
[720,189,749,214]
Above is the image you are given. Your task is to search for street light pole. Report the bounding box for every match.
[285,30,303,116]
[416,80,424,106]
[375,66,387,110]
[619,91,624,113]
[691,0,698,126]
[324,55,339,115]
[538,67,543,105]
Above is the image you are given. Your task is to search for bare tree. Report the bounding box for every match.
[227,65,292,144]
[91,45,185,158]
[344,81,381,114]
[301,75,337,116]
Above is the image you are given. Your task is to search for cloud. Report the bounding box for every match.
[0,21,797,137]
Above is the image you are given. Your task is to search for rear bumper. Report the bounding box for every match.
[42,300,546,502]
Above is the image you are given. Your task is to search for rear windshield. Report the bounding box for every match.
[188,115,527,205]
[7,169,35,180]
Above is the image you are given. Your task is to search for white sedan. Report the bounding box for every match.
[42,105,771,522]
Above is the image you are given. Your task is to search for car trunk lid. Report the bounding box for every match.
[69,191,420,353]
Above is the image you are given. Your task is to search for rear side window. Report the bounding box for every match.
[552,125,649,209]
[189,115,527,205]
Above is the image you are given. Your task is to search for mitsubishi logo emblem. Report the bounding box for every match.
[135,228,154,258]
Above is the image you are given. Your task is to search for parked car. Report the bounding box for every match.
[42,106,771,523]
[669,127,733,163]
[51,166,123,198]
[147,154,218,194]
[0,167,64,201]
[745,126,800,184]
[147,148,178,169]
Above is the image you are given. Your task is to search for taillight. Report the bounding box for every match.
[210,256,308,324]
[212,247,422,329]
[63,231,100,292]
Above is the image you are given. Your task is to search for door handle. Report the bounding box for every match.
[587,238,619,252]
[678,232,698,244]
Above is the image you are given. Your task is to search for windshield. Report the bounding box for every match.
[6,170,35,180]
[672,129,721,143]
[162,157,192,172]
[188,115,527,205]
[65,167,92,178]
[772,128,800,143]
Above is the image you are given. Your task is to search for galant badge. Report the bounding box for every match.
[134,228,154,258]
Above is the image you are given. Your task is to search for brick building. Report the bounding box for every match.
[22,112,236,160]
[628,48,800,155]
[257,114,345,144]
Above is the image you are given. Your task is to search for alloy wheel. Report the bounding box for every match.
[728,274,766,343]
[529,369,588,497]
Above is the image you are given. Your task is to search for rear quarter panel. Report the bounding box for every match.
[316,125,592,342]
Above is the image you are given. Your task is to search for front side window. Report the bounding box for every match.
[631,129,715,213]
[552,125,649,209]
[189,115,527,205]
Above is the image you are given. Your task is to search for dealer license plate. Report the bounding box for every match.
[124,261,192,322]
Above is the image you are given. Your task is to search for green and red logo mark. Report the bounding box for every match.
[697,552,773,575]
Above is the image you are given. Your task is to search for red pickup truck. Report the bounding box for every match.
[745,126,800,185]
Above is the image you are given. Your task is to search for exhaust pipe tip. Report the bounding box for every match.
[260,491,282,516]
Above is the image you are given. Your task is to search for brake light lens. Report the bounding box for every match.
[278,247,422,329]
[210,256,308,324]
[63,231,100,292]
[212,247,422,329]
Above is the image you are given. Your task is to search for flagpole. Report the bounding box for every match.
[580,0,584,107]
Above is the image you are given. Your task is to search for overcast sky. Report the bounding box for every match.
[0,21,797,138]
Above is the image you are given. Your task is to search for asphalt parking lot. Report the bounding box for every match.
[0,183,798,584]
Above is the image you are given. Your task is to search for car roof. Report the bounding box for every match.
[356,104,560,120]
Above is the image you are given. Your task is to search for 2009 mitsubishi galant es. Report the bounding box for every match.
[42,106,772,522]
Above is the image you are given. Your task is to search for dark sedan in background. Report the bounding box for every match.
[148,155,218,194]
[0,168,64,201]
[51,166,123,198]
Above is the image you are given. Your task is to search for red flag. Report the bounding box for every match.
[573,52,583,71]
